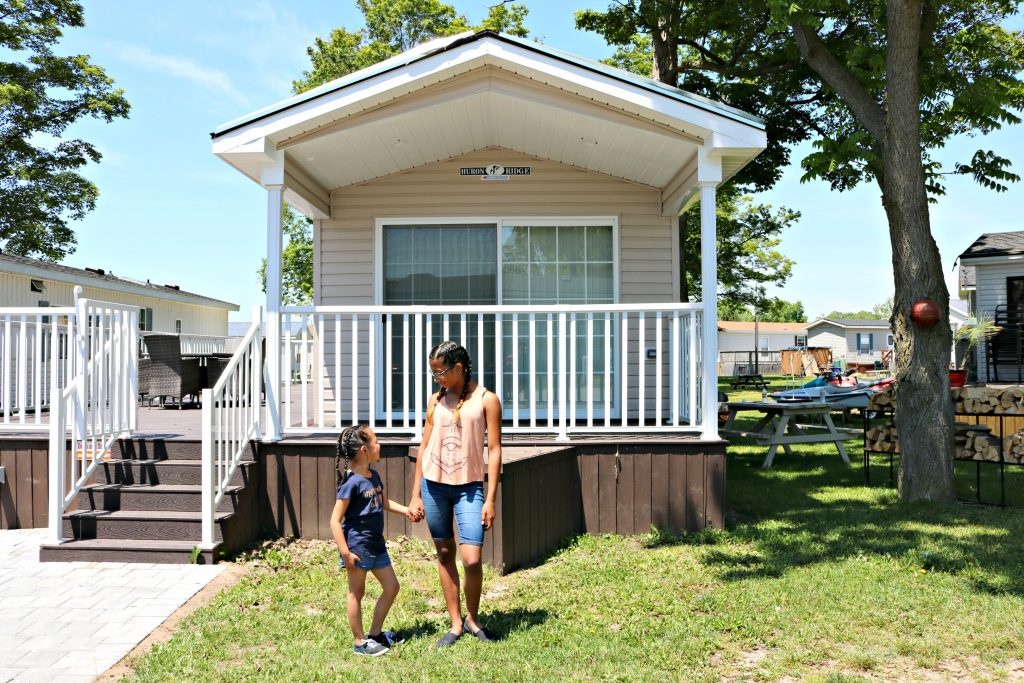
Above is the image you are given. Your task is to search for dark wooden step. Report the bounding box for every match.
[63,509,231,542]
[39,538,219,564]
[97,459,252,486]
[116,438,257,462]
[78,483,241,513]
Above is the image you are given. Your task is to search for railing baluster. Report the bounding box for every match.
[638,312,645,427]
[3,316,12,425]
[604,312,611,427]
[352,313,359,424]
[414,314,423,440]
[318,315,325,429]
[476,313,484,398]
[692,311,700,428]
[511,313,519,429]
[17,315,27,423]
[569,313,577,430]
[403,314,410,429]
[671,312,680,427]
[586,313,593,428]
[385,314,393,429]
[368,314,375,430]
[557,312,567,440]
[335,314,342,428]
[621,312,628,428]
[284,317,293,430]
[655,312,663,427]
[547,313,554,428]
[529,313,536,428]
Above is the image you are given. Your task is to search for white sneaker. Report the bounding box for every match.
[353,639,389,656]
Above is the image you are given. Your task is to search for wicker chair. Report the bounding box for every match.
[142,334,201,408]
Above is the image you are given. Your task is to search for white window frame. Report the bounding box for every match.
[373,216,621,421]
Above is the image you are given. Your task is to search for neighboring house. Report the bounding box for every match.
[717,320,807,375]
[958,230,1024,382]
[0,252,238,335]
[806,318,893,369]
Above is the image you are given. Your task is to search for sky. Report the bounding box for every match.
[48,1,1024,322]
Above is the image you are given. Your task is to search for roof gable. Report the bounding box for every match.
[806,318,890,330]
[959,230,1024,261]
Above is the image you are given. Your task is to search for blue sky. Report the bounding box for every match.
[55,1,1024,321]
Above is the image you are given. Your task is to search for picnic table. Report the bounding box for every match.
[730,373,769,390]
[720,400,859,468]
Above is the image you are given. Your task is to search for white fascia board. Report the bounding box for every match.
[959,254,1024,266]
[213,38,766,160]
[0,260,239,310]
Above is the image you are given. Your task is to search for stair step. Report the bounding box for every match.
[116,438,204,461]
[97,460,252,486]
[78,483,242,513]
[63,509,232,542]
[39,538,219,564]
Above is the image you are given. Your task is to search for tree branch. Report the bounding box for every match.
[789,18,886,139]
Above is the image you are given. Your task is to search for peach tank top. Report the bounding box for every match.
[422,386,488,485]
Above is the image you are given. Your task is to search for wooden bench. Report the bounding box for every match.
[730,373,769,390]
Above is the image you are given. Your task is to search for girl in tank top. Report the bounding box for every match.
[408,341,503,648]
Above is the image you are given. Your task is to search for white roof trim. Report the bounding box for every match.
[0,258,239,310]
[806,319,891,330]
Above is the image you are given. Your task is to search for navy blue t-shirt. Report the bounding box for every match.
[337,469,386,557]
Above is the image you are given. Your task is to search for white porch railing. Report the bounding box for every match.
[0,309,75,430]
[276,304,704,438]
[140,333,230,358]
[47,296,138,544]
[200,308,262,548]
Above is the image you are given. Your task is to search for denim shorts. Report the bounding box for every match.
[339,550,392,572]
[420,479,485,547]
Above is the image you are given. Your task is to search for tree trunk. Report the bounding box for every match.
[883,0,955,501]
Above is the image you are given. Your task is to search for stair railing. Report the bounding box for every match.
[48,292,139,544]
[200,307,262,549]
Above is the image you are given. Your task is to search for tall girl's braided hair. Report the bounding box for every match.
[427,341,473,425]
[336,425,370,486]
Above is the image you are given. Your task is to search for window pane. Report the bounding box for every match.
[532,227,557,263]
[586,225,613,261]
[586,263,613,301]
[502,226,528,262]
[530,263,558,301]
[503,263,528,300]
[558,226,585,262]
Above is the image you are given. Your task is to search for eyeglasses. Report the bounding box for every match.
[430,365,456,379]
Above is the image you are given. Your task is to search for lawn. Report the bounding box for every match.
[122,376,1024,682]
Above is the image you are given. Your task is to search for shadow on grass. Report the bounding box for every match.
[709,442,1024,595]
[400,608,550,642]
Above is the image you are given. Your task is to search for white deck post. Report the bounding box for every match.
[698,150,722,441]
[264,183,284,441]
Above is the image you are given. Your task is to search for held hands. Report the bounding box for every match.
[407,497,425,523]
[481,501,495,530]
[341,550,362,570]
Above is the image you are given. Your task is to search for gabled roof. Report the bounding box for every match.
[806,318,890,330]
[959,231,1024,261]
[212,31,764,139]
[212,30,767,220]
[717,321,806,333]
[0,252,238,310]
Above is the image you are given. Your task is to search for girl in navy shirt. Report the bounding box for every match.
[330,425,412,656]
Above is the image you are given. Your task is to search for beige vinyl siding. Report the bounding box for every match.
[844,329,889,365]
[0,271,229,335]
[807,324,845,363]
[973,261,1024,382]
[316,149,681,422]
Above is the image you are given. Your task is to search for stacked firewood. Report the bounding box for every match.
[955,424,998,461]
[951,386,1024,415]
[865,422,899,452]
[866,388,896,412]
[1001,432,1024,464]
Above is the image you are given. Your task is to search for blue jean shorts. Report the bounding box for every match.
[340,550,392,572]
[420,479,485,547]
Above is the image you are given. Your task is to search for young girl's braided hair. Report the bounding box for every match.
[427,340,473,425]
[336,424,370,486]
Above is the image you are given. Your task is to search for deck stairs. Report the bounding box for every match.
[39,438,261,564]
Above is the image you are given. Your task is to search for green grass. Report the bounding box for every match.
[122,376,1024,682]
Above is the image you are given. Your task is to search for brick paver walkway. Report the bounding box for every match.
[0,529,225,682]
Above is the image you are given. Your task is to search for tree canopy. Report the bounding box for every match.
[0,0,129,260]
[719,298,806,323]
[293,0,529,94]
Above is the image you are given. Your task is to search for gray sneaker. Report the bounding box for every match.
[353,639,389,657]
[368,631,404,647]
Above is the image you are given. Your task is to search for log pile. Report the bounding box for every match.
[1002,432,1024,464]
[865,422,899,452]
[955,424,998,461]
[866,388,896,412]
[951,386,1024,415]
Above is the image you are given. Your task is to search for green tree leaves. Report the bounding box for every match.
[258,207,314,306]
[0,0,129,260]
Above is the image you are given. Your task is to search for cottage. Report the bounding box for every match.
[0,252,237,336]
[805,318,893,371]
[958,230,1024,382]
[717,320,807,375]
